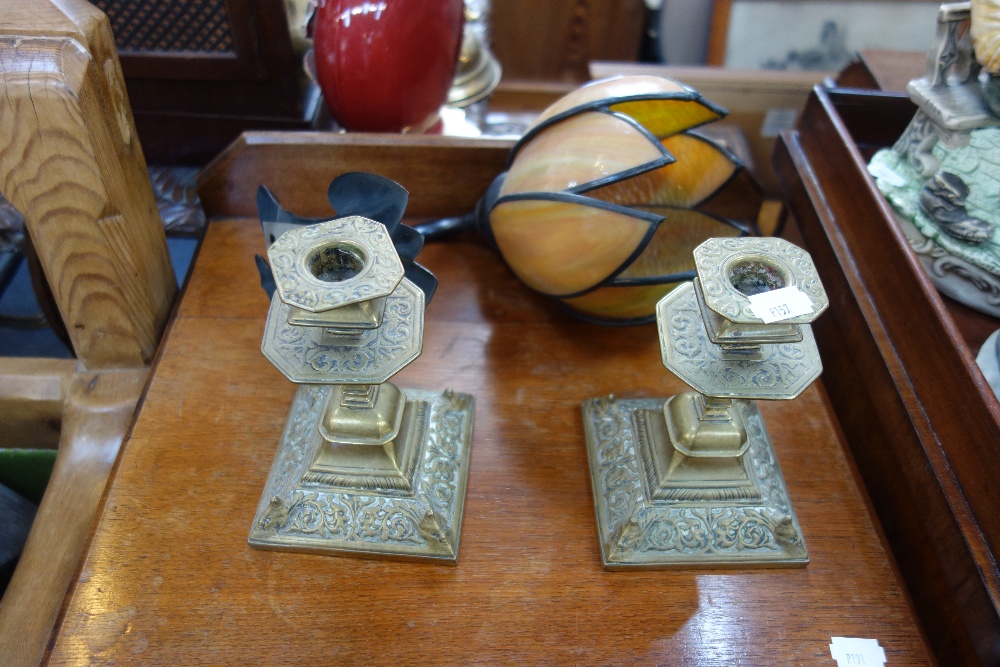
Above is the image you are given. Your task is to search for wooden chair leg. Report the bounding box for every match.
[0,368,147,667]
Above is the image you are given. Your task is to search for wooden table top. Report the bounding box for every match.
[46,218,932,665]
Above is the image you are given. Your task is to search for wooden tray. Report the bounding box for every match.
[775,86,1000,665]
[43,131,933,665]
[197,132,514,220]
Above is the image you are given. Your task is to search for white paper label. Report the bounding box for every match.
[830,637,887,666]
[760,108,799,138]
[747,286,814,323]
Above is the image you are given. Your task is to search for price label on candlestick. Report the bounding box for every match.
[748,286,814,323]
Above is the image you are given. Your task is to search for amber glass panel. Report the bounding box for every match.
[617,210,741,280]
[610,99,723,140]
[501,112,666,197]
[490,198,651,295]
[529,75,690,127]
[588,133,738,208]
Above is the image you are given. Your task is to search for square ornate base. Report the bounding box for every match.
[581,395,808,569]
[249,385,474,563]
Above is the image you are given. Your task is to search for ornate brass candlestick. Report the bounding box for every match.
[582,237,827,569]
[249,216,474,562]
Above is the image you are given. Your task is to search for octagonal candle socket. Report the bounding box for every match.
[582,237,827,569]
[250,215,474,563]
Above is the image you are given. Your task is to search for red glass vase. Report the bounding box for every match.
[313,0,465,133]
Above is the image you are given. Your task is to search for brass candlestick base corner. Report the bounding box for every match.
[250,385,474,562]
[582,394,806,569]
[249,193,474,563]
[582,237,827,569]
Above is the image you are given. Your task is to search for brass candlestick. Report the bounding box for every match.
[582,237,827,569]
[249,216,474,562]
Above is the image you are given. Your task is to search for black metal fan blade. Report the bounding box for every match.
[327,172,409,232]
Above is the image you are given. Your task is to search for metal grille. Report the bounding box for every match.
[93,0,235,54]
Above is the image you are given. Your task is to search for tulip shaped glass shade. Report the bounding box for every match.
[487,75,765,324]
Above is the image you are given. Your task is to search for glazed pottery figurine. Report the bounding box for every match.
[868,2,1000,316]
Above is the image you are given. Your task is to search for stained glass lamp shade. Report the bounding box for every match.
[486,75,764,324]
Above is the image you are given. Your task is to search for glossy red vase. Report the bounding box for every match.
[313,0,465,133]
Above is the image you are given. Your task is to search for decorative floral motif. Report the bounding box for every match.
[250,386,474,560]
[658,285,822,400]
[262,278,424,385]
[582,396,807,566]
[693,237,828,323]
[257,173,439,303]
[268,216,404,312]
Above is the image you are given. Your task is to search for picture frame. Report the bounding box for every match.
[707,0,941,70]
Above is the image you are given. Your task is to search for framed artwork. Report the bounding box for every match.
[707,0,941,70]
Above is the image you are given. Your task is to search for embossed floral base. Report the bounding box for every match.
[249,385,474,563]
[581,395,808,569]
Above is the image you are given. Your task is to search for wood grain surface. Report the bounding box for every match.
[0,4,176,664]
[856,50,926,93]
[45,217,932,665]
[0,0,176,369]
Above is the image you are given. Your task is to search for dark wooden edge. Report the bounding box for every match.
[706,0,731,67]
[774,86,1000,665]
[196,132,514,220]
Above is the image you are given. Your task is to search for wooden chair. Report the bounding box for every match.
[0,1,177,664]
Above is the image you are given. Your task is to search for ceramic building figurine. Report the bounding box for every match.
[868,2,1000,316]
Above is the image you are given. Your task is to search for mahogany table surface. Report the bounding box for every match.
[46,218,932,665]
